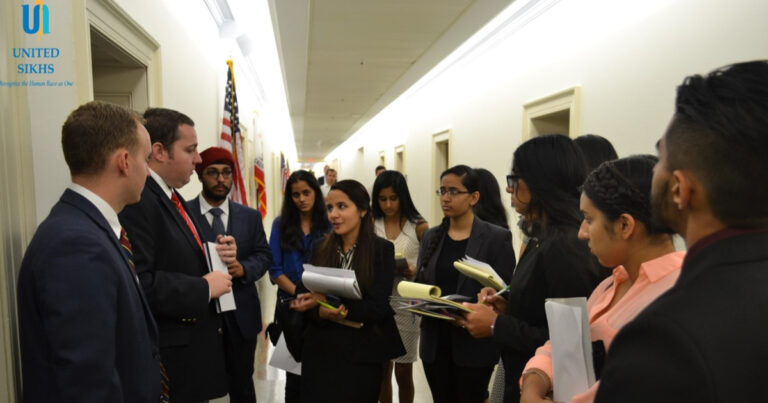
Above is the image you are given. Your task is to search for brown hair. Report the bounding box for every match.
[142,107,195,155]
[61,101,143,176]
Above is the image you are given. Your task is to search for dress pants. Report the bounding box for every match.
[223,312,258,403]
[422,333,494,403]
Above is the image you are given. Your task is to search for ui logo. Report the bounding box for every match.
[22,0,50,40]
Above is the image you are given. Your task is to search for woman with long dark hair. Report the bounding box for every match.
[472,167,511,403]
[519,155,682,403]
[371,170,428,403]
[290,180,405,402]
[268,170,329,402]
[462,134,602,401]
[417,165,516,402]
[473,168,510,230]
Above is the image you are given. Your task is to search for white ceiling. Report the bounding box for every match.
[269,0,516,161]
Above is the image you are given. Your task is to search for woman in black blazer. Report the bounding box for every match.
[462,135,603,401]
[416,165,516,403]
[291,179,405,403]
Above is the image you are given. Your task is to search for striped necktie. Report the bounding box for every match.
[119,228,136,273]
[119,227,170,401]
[170,191,205,254]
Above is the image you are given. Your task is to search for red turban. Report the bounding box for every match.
[195,147,235,177]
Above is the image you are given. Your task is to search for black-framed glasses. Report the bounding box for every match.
[203,168,234,178]
[435,188,471,197]
[506,174,521,188]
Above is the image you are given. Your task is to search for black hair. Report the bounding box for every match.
[472,168,509,229]
[313,180,376,292]
[278,170,330,252]
[142,107,194,154]
[666,60,768,227]
[371,170,425,223]
[582,155,672,235]
[574,134,618,174]
[512,134,586,237]
[419,165,479,270]
[375,165,386,173]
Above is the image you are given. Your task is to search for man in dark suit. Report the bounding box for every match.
[187,147,272,403]
[595,61,768,402]
[17,101,161,402]
[119,108,234,402]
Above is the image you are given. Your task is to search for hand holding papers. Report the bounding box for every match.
[392,281,472,321]
[301,264,363,300]
[544,297,595,402]
[453,256,507,291]
[204,242,236,313]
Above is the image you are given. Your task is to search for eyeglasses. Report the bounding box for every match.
[203,168,233,178]
[436,188,471,197]
[506,174,521,188]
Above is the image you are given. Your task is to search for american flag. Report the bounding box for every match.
[219,60,248,206]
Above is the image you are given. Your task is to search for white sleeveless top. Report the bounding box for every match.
[374,218,420,264]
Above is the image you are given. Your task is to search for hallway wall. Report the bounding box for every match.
[326,0,768,246]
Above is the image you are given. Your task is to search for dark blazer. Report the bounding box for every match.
[17,189,160,402]
[187,197,272,339]
[302,237,406,364]
[417,217,516,368]
[595,230,768,403]
[119,177,227,402]
[299,237,405,401]
[493,226,600,400]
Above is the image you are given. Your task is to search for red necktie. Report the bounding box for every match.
[119,228,136,273]
[170,192,205,254]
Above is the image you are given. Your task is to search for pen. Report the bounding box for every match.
[315,299,347,316]
[493,284,511,297]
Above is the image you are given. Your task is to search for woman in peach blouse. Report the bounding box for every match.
[519,155,684,403]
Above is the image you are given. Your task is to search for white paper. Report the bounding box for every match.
[268,334,302,375]
[460,256,507,288]
[205,242,236,312]
[544,297,595,402]
[301,264,362,300]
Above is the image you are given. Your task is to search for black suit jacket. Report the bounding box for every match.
[417,217,516,368]
[493,226,600,400]
[596,230,768,403]
[18,189,160,402]
[119,177,227,401]
[301,237,405,364]
[187,197,272,339]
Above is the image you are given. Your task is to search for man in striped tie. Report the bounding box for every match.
[17,101,161,402]
[120,107,234,402]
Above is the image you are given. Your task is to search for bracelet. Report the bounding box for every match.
[521,369,552,395]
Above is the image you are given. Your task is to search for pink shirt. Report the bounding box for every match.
[522,251,685,403]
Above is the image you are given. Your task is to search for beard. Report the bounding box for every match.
[650,177,678,234]
[203,184,231,202]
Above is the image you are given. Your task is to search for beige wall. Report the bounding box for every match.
[326,0,768,249]
[1,0,291,398]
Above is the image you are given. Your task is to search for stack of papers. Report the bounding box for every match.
[544,297,595,401]
[392,281,472,321]
[301,264,362,300]
[453,256,506,291]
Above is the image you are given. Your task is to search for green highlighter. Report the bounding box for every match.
[315,299,347,316]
